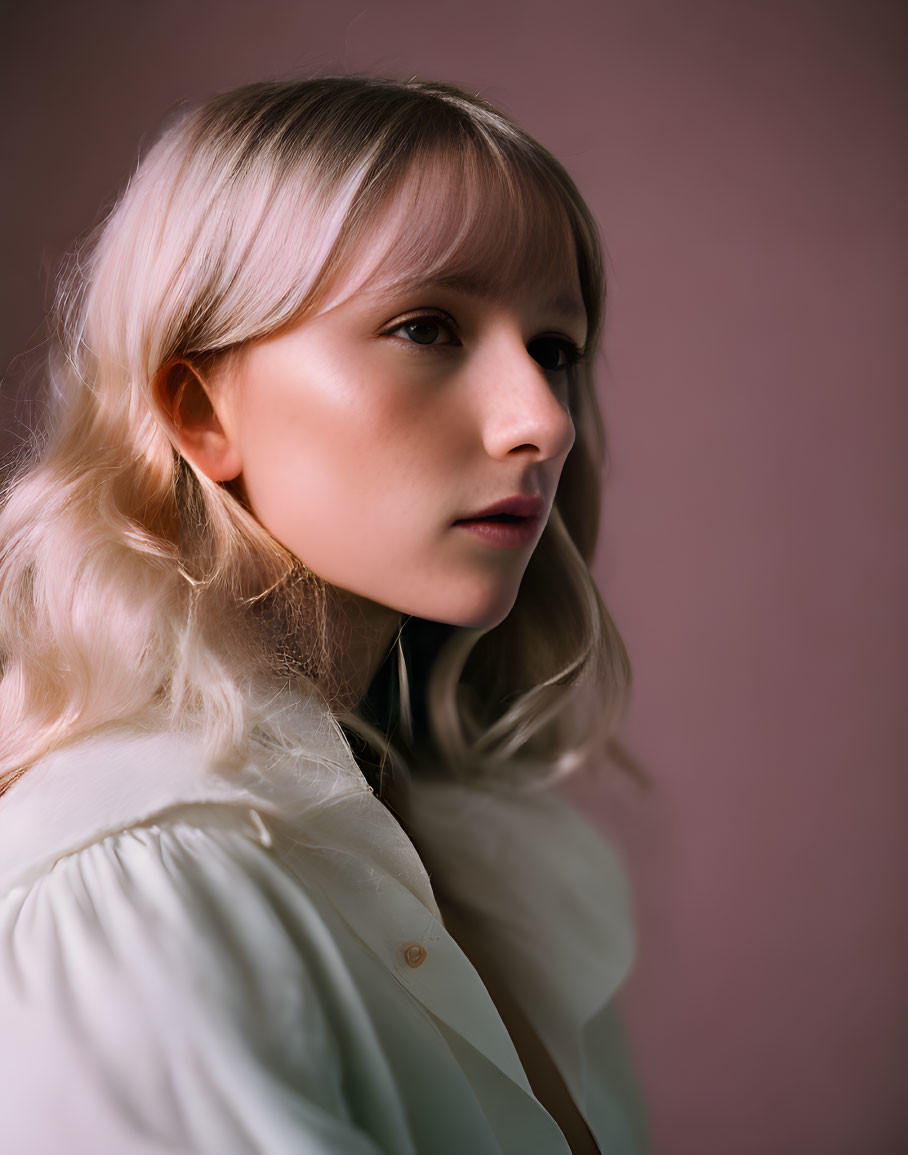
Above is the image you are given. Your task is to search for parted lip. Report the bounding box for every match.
[454,495,545,522]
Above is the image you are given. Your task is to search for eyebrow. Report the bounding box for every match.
[381,271,588,326]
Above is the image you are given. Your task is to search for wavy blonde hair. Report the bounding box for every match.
[0,75,642,801]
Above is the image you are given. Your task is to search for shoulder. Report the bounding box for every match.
[0,732,342,1027]
[1,807,341,1003]
[0,723,263,896]
[0,810,388,1154]
[0,700,422,1154]
[0,686,364,897]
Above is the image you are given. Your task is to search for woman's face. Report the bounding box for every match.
[210,253,586,634]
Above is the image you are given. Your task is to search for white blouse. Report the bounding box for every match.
[0,687,647,1154]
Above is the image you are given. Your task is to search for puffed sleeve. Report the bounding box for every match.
[0,809,394,1155]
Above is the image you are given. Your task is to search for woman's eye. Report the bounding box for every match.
[386,315,458,347]
[527,336,582,373]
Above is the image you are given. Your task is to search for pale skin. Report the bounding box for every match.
[153,247,601,1153]
[154,258,586,707]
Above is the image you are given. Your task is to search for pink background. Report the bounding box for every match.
[2,2,906,1152]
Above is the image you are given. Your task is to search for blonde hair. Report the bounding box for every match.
[0,75,642,800]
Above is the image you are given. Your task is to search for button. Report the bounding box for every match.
[402,943,428,968]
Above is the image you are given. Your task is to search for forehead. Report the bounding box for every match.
[318,147,586,320]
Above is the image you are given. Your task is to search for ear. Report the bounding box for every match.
[151,359,242,482]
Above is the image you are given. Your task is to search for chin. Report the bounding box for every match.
[428,589,518,633]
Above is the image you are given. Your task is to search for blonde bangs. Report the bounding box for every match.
[320,136,584,319]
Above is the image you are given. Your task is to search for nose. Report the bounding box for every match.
[476,331,576,463]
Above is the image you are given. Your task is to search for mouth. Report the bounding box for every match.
[454,511,525,523]
[452,510,542,547]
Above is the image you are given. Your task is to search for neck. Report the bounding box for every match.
[327,588,406,712]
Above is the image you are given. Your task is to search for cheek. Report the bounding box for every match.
[234,369,452,570]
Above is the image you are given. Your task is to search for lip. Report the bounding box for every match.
[454,495,545,521]
[453,517,541,548]
[452,494,545,549]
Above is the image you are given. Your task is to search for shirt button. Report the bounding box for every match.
[403,943,428,968]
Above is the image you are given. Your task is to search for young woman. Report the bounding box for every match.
[0,76,648,1153]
